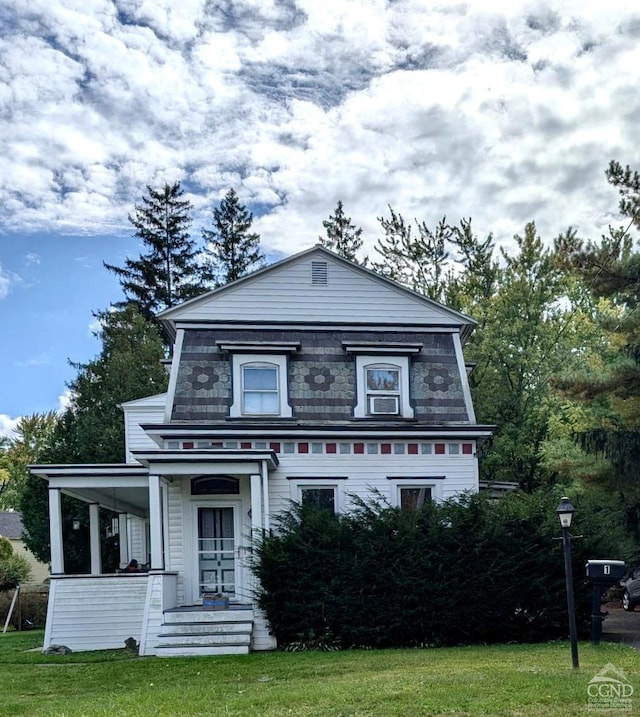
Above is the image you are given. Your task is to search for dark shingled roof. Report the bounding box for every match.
[0,511,24,539]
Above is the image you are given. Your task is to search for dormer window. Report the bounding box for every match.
[229,353,292,418]
[353,355,414,419]
[242,363,279,415]
[366,366,400,415]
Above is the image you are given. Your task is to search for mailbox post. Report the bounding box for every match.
[585,560,626,645]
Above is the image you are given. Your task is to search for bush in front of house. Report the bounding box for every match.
[0,537,31,592]
[252,488,634,649]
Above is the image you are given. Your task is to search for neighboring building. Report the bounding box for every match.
[31,246,494,656]
[0,511,49,588]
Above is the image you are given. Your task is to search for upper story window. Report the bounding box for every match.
[366,365,401,415]
[353,355,414,419]
[230,353,292,418]
[243,363,279,415]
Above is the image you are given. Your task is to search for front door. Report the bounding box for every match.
[196,505,239,599]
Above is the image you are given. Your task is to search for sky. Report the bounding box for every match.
[1,0,640,438]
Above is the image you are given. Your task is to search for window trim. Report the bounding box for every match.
[289,479,345,514]
[354,355,413,418]
[230,353,292,418]
[387,477,443,508]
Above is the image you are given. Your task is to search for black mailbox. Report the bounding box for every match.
[586,560,626,582]
[585,559,626,645]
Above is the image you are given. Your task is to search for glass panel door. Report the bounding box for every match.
[197,507,235,596]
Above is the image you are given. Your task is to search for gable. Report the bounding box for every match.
[159,247,475,332]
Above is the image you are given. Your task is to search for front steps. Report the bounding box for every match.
[155,605,254,657]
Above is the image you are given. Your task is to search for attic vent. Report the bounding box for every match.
[311,261,328,285]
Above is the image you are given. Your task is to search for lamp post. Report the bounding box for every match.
[556,496,579,670]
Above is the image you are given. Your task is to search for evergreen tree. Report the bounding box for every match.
[202,189,265,286]
[104,182,204,318]
[319,200,364,262]
[552,161,640,520]
[19,306,168,569]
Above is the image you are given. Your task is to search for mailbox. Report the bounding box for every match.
[586,560,626,583]
[585,559,626,645]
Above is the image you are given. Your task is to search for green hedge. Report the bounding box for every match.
[252,488,635,649]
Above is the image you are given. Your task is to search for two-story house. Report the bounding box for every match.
[31,246,494,656]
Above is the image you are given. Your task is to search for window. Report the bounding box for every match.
[354,355,414,418]
[230,354,292,418]
[301,487,336,515]
[399,486,432,511]
[243,363,279,414]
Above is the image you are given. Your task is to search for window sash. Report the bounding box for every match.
[301,487,336,515]
[242,364,279,415]
[400,487,432,511]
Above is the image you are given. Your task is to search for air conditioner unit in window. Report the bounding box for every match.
[369,395,400,415]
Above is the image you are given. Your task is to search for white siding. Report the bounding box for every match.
[266,452,478,518]
[170,255,463,327]
[138,572,177,656]
[122,394,167,463]
[44,576,148,651]
[167,483,185,605]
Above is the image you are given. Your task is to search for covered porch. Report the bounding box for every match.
[30,449,278,655]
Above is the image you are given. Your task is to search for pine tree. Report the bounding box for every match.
[319,200,364,262]
[202,189,265,286]
[104,182,204,317]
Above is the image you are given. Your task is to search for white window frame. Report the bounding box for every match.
[389,480,442,509]
[290,480,343,514]
[354,355,413,419]
[230,354,292,418]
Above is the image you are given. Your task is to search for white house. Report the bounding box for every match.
[31,246,494,656]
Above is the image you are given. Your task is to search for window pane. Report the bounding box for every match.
[301,488,336,515]
[244,392,279,414]
[366,368,399,392]
[244,367,277,390]
[400,487,432,511]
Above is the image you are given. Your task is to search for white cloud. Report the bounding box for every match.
[0,414,19,440]
[57,389,73,413]
[0,262,22,299]
[0,0,639,253]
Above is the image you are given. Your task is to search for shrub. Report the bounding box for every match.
[251,487,635,649]
[0,538,31,591]
[0,588,48,630]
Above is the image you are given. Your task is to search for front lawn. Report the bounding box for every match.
[1,631,638,716]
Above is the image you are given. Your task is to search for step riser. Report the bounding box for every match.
[158,634,251,647]
[160,622,253,636]
[155,645,250,657]
[164,611,253,624]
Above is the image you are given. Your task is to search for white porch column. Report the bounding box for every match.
[149,474,164,570]
[261,461,270,532]
[250,473,263,534]
[48,488,64,575]
[118,513,129,568]
[89,503,101,575]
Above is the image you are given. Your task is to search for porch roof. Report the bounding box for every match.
[131,448,279,475]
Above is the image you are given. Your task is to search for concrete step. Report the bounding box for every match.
[155,644,250,657]
[159,620,253,636]
[163,608,253,624]
[157,632,251,647]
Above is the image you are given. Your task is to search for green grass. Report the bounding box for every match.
[1,631,639,716]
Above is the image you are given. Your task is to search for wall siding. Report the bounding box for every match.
[171,256,463,326]
[44,577,148,651]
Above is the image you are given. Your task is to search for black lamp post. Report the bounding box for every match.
[556,496,579,670]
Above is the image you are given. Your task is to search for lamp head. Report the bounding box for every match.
[556,496,575,528]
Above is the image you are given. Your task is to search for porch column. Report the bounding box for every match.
[149,474,164,570]
[89,503,102,575]
[118,513,129,568]
[261,461,270,532]
[48,488,64,575]
[250,473,263,534]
